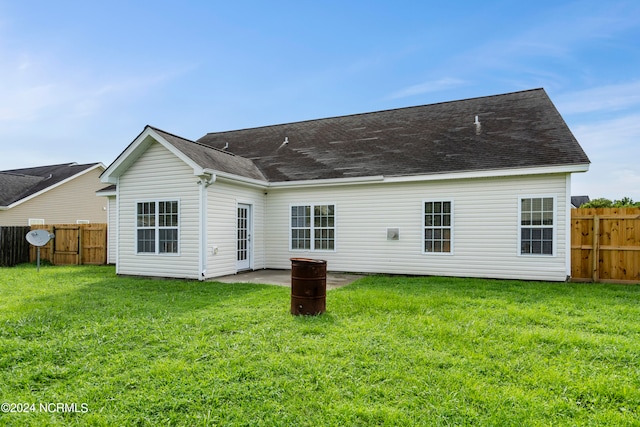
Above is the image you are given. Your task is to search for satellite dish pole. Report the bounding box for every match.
[25,229,55,272]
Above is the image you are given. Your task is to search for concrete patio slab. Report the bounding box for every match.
[212,269,365,290]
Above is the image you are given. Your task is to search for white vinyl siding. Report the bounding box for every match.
[264,174,570,281]
[204,180,265,279]
[116,142,200,279]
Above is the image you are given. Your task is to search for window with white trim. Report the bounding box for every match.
[290,204,335,251]
[28,218,45,225]
[520,197,554,255]
[136,200,179,254]
[423,201,452,253]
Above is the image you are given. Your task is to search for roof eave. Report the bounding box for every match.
[266,163,589,189]
[382,163,590,184]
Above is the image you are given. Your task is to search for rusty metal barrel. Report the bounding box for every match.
[290,258,327,315]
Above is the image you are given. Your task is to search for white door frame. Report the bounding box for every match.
[236,203,252,271]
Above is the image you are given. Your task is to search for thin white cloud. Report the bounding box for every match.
[388,77,467,100]
[432,2,640,90]
[571,112,640,149]
[0,83,57,121]
[570,112,640,199]
[555,81,640,115]
[572,163,640,200]
[0,48,195,121]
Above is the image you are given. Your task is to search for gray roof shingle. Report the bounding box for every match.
[150,127,267,181]
[196,88,589,182]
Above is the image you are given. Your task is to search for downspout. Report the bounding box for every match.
[115,177,120,274]
[565,174,572,281]
[263,190,268,270]
[197,173,215,281]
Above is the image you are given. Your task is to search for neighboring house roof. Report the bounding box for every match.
[96,184,117,196]
[0,162,104,209]
[196,88,589,182]
[571,195,590,208]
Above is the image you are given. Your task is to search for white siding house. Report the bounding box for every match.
[100,89,590,282]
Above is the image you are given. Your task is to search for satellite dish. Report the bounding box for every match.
[26,229,54,247]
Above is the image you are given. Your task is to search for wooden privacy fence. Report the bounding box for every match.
[0,226,31,266]
[29,224,107,266]
[571,208,640,284]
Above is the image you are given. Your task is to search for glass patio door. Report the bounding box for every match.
[237,204,251,271]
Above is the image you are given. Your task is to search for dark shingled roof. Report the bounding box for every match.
[196,88,589,182]
[0,163,102,207]
[150,127,266,181]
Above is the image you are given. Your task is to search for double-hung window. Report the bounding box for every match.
[423,200,453,253]
[519,197,554,255]
[136,200,179,254]
[290,204,335,251]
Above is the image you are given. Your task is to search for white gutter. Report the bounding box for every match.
[381,164,590,184]
[565,174,572,280]
[115,177,120,274]
[202,169,267,189]
[265,163,589,189]
[269,175,385,189]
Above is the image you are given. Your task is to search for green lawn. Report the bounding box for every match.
[0,265,638,426]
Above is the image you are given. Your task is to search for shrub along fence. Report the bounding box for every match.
[29,224,107,265]
[571,207,640,284]
[0,226,31,266]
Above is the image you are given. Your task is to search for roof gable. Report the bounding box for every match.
[0,162,104,208]
[197,88,589,182]
[101,126,266,184]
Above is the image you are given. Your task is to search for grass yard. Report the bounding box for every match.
[0,265,639,426]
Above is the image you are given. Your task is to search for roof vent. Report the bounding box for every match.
[223,142,229,150]
[278,136,289,150]
[474,115,481,135]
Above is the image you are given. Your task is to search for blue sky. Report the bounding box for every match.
[1,0,639,200]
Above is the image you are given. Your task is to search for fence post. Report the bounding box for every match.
[78,225,83,265]
[50,225,56,265]
[592,215,600,282]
